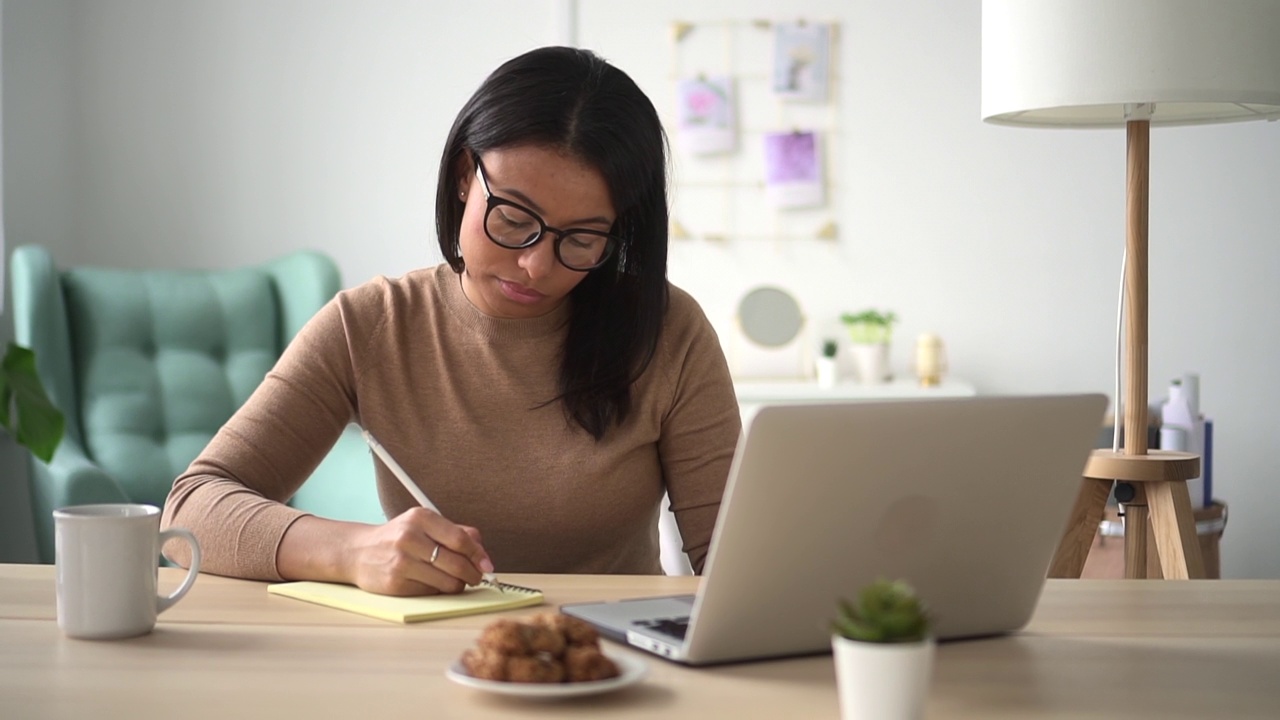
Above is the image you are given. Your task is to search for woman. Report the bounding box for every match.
[162,46,741,596]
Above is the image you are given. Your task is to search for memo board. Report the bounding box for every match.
[666,18,842,246]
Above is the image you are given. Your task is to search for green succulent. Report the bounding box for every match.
[839,309,898,345]
[1,342,65,463]
[832,579,932,644]
[821,338,839,358]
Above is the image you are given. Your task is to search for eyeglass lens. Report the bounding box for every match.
[485,204,611,270]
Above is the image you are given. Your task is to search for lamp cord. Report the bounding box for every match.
[1113,247,1127,454]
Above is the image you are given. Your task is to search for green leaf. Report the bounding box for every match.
[1,342,66,463]
[832,578,932,644]
[839,309,898,345]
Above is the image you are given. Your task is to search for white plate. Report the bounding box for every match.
[446,651,648,698]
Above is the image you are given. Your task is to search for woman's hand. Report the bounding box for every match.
[344,507,496,596]
[276,509,495,596]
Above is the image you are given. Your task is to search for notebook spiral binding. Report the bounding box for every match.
[483,579,540,594]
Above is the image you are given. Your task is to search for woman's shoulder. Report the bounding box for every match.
[337,264,453,310]
[642,281,736,408]
[664,281,713,329]
[327,264,455,343]
[652,281,724,362]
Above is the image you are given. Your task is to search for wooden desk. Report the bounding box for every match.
[2,565,1278,718]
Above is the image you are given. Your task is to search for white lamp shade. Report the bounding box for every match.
[982,0,1280,127]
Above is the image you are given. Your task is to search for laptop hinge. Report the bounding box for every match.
[626,630,684,659]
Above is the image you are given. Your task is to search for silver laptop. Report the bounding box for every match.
[561,394,1107,665]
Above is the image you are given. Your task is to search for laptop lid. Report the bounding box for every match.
[563,393,1107,665]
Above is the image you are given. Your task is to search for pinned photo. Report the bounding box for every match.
[772,22,832,103]
[763,131,824,209]
[677,75,737,155]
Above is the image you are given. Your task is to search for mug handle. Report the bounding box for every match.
[156,527,202,615]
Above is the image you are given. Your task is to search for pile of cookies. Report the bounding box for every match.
[459,612,620,683]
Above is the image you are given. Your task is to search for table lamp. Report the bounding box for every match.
[981,0,1280,578]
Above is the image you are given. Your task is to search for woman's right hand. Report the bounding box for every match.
[344,507,496,596]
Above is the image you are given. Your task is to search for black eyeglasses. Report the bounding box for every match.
[472,154,620,272]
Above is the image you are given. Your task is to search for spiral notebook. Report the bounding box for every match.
[267,581,544,623]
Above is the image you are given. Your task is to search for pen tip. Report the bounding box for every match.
[484,574,504,593]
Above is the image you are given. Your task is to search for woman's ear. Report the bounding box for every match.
[454,152,474,202]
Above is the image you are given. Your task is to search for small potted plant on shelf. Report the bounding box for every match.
[816,338,839,388]
[831,578,934,720]
[840,309,897,384]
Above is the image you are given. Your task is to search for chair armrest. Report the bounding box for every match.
[27,439,129,563]
[9,245,83,446]
[289,425,384,525]
[261,250,342,344]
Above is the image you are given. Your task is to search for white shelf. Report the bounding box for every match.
[733,378,977,424]
[733,378,977,405]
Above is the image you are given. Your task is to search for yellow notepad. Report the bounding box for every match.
[266,581,544,623]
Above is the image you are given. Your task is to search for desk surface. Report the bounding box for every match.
[3,564,1279,719]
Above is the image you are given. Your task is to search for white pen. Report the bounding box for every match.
[361,429,503,593]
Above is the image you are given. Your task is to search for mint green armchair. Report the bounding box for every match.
[9,245,385,563]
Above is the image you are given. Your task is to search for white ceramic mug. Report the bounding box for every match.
[53,503,202,640]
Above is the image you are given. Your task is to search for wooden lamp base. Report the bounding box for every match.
[1050,449,1205,579]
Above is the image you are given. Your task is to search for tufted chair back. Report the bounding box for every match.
[63,266,284,503]
[9,244,379,563]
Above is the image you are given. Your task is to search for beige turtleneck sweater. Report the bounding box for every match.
[161,264,741,581]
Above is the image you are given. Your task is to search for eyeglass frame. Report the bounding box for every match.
[470,153,621,272]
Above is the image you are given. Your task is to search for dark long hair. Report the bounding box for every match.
[436,47,670,440]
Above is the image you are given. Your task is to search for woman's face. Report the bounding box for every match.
[455,144,615,319]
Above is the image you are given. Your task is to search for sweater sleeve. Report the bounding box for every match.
[657,290,742,574]
[160,294,363,581]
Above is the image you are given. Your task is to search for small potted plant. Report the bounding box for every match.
[816,338,839,388]
[839,309,897,384]
[831,579,934,720]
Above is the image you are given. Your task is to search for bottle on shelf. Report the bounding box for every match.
[1160,373,1208,509]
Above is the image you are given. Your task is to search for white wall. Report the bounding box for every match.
[10,0,556,283]
[3,0,1278,577]
[582,0,1280,579]
[1,0,78,562]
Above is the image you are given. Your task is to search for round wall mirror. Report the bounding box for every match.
[737,286,804,348]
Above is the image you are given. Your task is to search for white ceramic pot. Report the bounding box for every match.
[849,343,890,384]
[832,635,935,720]
[816,357,839,388]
